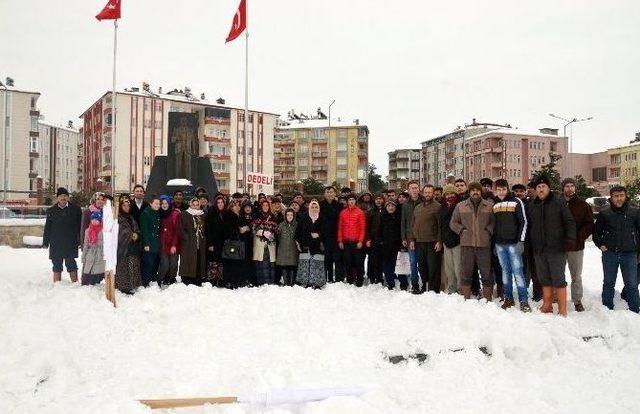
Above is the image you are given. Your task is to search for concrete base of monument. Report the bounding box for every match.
[145,155,219,200]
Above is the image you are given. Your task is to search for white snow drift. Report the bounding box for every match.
[0,243,639,414]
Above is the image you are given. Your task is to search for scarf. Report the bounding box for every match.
[186,207,204,216]
[87,222,102,246]
[308,201,320,222]
[89,204,100,214]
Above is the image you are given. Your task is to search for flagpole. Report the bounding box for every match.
[243,16,249,195]
[111,18,118,198]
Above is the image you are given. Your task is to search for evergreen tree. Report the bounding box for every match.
[531,152,562,192]
[574,174,600,199]
[368,164,387,194]
[301,177,325,196]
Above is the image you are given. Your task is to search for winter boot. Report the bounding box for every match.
[69,270,78,283]
[482,286,493,302]
[520,302,532,313]
[501,298,515,309]
[53,272,62,283]
[556,287,568,317]
[496,284,504,302]
[574,301,585,312]
[539,286,554,313]
[460,284,472,300]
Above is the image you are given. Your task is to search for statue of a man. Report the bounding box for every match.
[171,117,194,178]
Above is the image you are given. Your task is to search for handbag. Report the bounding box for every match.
[394,251,411,275]
[222,239,245,260]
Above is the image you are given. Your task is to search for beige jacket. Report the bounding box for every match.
[449,198,495,247]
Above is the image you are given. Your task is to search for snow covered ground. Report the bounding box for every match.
[1,242,639,414]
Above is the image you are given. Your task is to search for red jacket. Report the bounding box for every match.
[338,206,367,244]
[160,209,181,255]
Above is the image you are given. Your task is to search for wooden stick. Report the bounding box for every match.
[139,396,238,409]
[104,194,120,307]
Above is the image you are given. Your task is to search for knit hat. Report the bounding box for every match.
[533,176,551,187]
[442,184,456,195]
[90,211,103,222]
[159,194,173,204]
[56,187,69,197]
[384,201,397,209]
[480,177,493,187]
[561,177,577,189]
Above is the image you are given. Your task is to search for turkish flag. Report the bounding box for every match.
[96,0,121,21]
[226,0,246,43]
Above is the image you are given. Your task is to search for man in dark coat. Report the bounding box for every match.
[130,184,149,225]
[527,177,576,316]
[43,187,82,283]
[366,194,385,284]
[561,177,594,312]
[319,186,343,282]
[593,186,640,313]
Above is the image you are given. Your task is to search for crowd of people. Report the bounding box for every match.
[42,174,640,316]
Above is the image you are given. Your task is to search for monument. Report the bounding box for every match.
[145,112,218,200]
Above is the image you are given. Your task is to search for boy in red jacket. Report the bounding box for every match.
[338,194,367,286]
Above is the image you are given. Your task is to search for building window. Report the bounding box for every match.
[30,136,38,152]
[144,156,151,166]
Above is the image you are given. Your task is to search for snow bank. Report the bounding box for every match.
[0,244,639,414]
[22,236,43,246]
[0,218,46,226]
[167,178,192,186]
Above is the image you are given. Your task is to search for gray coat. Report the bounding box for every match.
[82,231,105,275]
[276,221,299,267]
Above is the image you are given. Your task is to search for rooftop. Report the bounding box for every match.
[0,79,40,96]
[80,83,279,117]
[277,118,367,130]
[465,128,567,140]
[38,120,79,133]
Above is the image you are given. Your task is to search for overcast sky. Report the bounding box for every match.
[2,0,639,176]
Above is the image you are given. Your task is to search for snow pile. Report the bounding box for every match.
[22,235,43,246]
[0,243,639,414]
[167,179,192,186]
[0,218,46,226]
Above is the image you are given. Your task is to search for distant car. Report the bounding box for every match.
[0,207,17,219]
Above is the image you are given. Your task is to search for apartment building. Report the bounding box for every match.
[79,83,277,194]
[37,120,81,193]
[607,137,640,187]
[0,77,41,204]
[387,149,421,189]
[274,111,369,192]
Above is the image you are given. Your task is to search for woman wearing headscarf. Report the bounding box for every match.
[179,197,207,286]
[252,199,279,285]
[276,208,299,286]
[81,210,105,286]
[205,195,227,285]
[140,196,161,286]
[221,200,250,288]
[295,200,326,288]
[158,194,181,286]
[115,195,142,293]
[241,200,256,285]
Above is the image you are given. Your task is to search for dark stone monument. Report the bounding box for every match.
[145,112,218,201]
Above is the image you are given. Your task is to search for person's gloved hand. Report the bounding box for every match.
[515,241,525,256]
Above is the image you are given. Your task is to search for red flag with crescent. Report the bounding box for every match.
[226,0,246,43]
[96,0,122,21]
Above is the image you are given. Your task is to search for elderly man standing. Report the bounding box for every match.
[43,188,82,283]
[527,176,576,317]
[450,182,495,301]
[561,177,594,312]
[408,184,442,293]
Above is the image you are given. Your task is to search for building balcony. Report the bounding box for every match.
[396,154,409,160]
[29,172,38,179]
[204,118,231,126]
[204,136,231,143]
[206,154,231,161]
[491,162,502,168]
[30,110,40,116]
[29,151,39,158]
[312,165,327,172]
[29,131,39,137]
[491,147,503,153]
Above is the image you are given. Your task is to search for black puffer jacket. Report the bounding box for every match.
[527,191,576,253]
[593,201,640,253]
[493,193,527,245]
[368,206,384,245]
[379,211,402,259]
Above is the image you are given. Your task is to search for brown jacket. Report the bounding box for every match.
[450,198,495,247]
[564,195,594,251]
[409,200,442,243]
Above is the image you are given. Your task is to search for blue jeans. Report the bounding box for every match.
[602,250,639,313]
[408,248,420,290]
[496,244,527,302]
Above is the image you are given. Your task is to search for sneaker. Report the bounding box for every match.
[574,302,585,312]
[520,302,532,313]
[501,298,515,310]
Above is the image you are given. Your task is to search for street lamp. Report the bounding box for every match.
[328,100,335,128]
[548,113,593,176]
